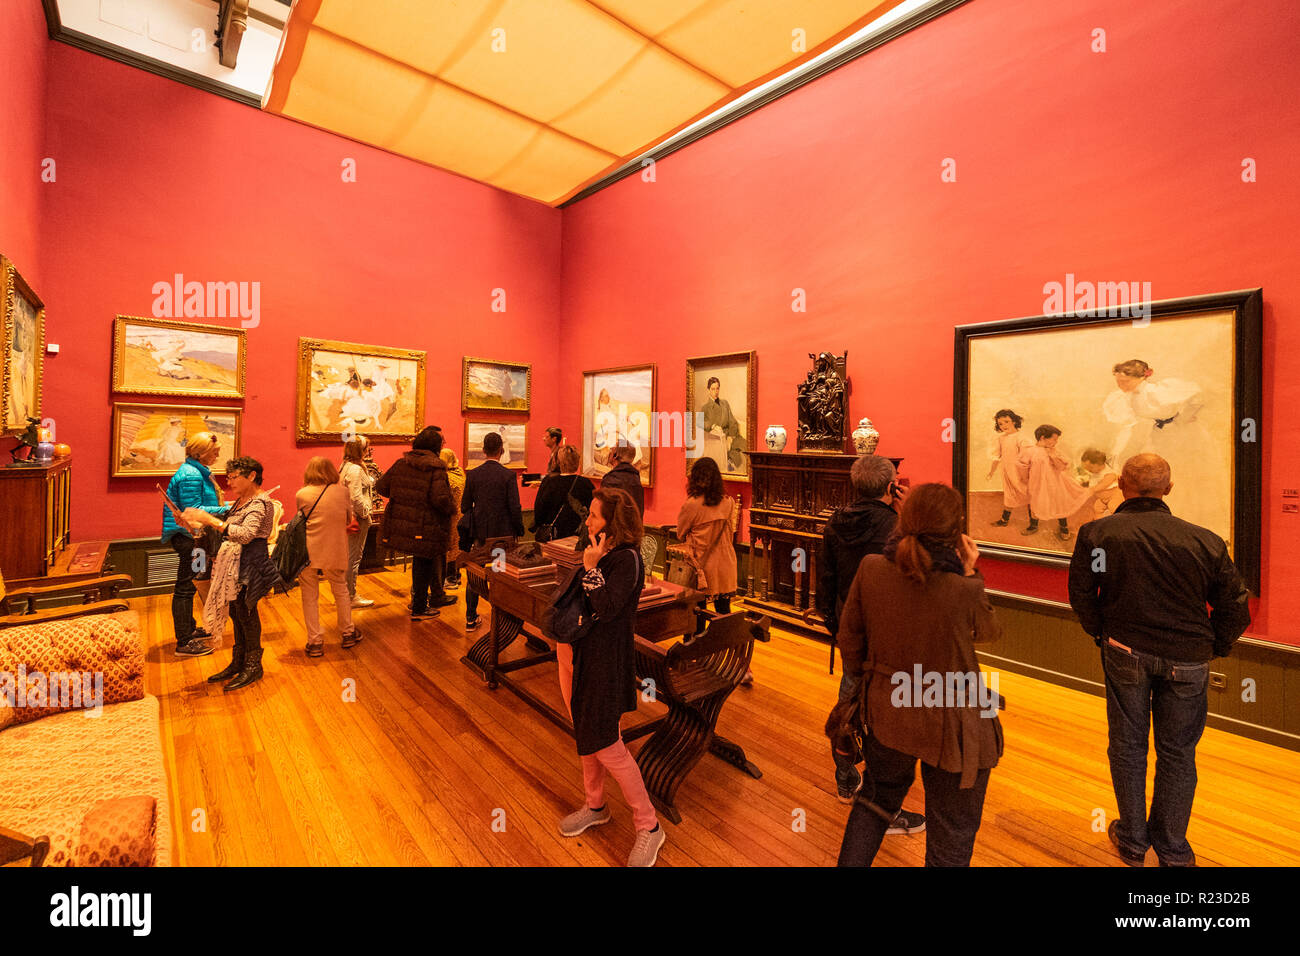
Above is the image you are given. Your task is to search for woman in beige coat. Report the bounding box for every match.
[676,456,739,614]
[296,457,362,657]
[441,447,466,590]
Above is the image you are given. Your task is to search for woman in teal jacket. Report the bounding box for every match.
[162,432,228,655]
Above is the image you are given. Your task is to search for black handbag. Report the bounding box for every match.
[271,486,328,587]
[535,476,580,544]
[543,566,596,644]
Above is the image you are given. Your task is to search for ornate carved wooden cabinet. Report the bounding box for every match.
[745,451,900,630]
[0,457,72,578]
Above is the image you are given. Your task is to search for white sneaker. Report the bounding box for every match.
[627,825,666,867]
[558,805,611,837]
[351,598,375,609]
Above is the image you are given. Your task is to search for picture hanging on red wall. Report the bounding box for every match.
[953,288,1262,593]
[296,337,426,443]
[685,351,756,483]
[581,363,655,487]
[1,254,44,435]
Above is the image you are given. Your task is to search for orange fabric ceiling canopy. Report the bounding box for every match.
[264,0,905,205]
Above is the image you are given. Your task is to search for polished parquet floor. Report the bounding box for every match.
[140,568,1300,866]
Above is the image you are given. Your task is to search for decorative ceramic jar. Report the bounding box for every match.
[852,417,880,455]
[764,425,788,452]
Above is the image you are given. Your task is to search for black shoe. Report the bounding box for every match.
[192,627,211,640]
[1108,819,1145,867]
[1021,524,1039,536]
[886,810,926,835]
[176,640,214,658]
[434,595,457,608]
[207,655,243,683]
[465,615,483,632]
[223,658,263,692]
[341,627,363,649]
[410,609,440,621]
[990,518,1010,527]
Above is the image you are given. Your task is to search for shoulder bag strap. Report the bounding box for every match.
[305,484,329,519]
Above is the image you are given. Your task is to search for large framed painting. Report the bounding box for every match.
[297,338,426,442]
[462,357,531,412]
[953,288,1262,592]
[111,315,246,399]
[464,421,527,471]
[686,351,756,482]
[2,255,45,434]
[580,364,655,487]
[112,403,241,478]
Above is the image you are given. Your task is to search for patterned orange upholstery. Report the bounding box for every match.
[71,796,157,867]
[0,612,143,728]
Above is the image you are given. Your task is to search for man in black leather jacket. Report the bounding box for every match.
[1069,453,1249,867]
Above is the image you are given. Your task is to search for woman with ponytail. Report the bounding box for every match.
[834,483,1003,866]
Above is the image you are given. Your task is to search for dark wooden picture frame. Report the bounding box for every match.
[953,288,1262,594]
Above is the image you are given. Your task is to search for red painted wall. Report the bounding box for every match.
[559,0,1300,644]
[0,0,48,284]
[38,44,561,542]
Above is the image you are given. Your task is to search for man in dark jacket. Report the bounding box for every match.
[374,426,454,620]
[1068,453,1250,867]
[461,430,524,630]
[815,455,923,835]
[600,442,644,515]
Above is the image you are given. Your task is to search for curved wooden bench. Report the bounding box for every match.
[629,611,770,823]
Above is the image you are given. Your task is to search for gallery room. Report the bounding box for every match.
[1,0,1298,895]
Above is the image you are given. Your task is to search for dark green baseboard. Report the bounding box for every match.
[983,590,1300,753]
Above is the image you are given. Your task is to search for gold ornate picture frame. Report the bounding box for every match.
[1,254,45,435]
[111,402,241,478]
[296,337,426,442]
[111,315,247,399]
[462,357,531,413]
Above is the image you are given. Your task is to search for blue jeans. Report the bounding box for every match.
[832,672,861,789]
[1102,640,1208,866]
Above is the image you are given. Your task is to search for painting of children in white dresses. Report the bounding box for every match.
[965,311,1235,555]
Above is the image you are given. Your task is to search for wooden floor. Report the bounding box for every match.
[141,568,1300,866]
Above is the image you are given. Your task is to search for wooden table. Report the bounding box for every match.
[460,560,764,823]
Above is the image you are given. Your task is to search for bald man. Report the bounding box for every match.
[1068,453,1249,868]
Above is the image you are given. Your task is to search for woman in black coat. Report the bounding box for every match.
[374,426,454,620]
[554,487,665,867]
[530,445,594,541]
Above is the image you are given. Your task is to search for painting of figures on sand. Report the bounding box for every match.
[112,404,239,477]
[2,255,44,433]
[462,358,530,412]
[581,364,655,487]
[464,421,527,470]
[112,316,245,399]
[297,339,425,442]
[960,309,1239,560]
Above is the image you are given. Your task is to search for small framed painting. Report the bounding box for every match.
[2,255,45,434]
[297,338,426,442]
[953,288,1262,592]
[111,315,246,399]
[464,421,527,470]
[686,351,757,482]
[462,357,531,412]
[581,363,655,487]
[111,403,241,478]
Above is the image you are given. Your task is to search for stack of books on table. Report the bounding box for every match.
[499,561,557,585]
[541,537,584,572]
[638,578,685,609]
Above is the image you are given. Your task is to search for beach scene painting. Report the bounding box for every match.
[112,316,245,399]
[462,358,530,412]
[112,403,240,478]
